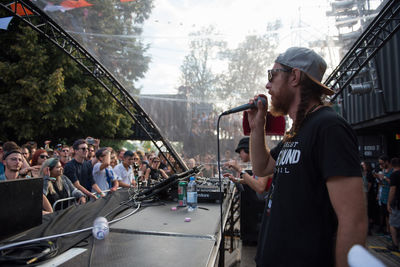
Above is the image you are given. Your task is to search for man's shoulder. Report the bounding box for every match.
[64,159,77,168]
[114,163,124,170]
[306,106,355,137]
[310,106,347,126]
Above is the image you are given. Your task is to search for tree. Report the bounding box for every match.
[179,25,227,102]
[34,0,154,96]
[216,21,282,108]
[0,19,139,142]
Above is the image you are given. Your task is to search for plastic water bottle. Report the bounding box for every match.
[187,176,198,212]
[92,217,109,240]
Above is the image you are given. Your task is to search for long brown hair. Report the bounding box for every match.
[283,70,327,142]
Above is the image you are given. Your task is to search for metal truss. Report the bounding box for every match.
[0,0,187,172]
[325,0,400,102]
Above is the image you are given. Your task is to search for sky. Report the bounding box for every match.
[136,0,338,95]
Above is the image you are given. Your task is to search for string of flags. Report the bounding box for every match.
[0,0,137,30]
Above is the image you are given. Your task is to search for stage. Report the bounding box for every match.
[36,189,235,267]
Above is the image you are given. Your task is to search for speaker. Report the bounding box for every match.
[0,178,43,240]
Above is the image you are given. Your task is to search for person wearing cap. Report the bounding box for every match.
[224,137,271,194]
[248,47,366,267]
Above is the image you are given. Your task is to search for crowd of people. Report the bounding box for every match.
[0,138,189,214]
[361,156,400,251]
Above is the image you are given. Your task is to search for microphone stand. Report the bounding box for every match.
[217,113,225,267]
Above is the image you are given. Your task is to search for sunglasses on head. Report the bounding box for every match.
[39,155,49,159]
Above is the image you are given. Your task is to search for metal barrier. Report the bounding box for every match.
[52,197,77,211]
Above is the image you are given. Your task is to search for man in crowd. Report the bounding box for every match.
[0,150,23,181]
[377,155,392,234]
[224,137,271,194]
[59,145,70,167]
[92,148,119,192]
[64,139,103,199]
[113,150,136,188]
[387,157,400,251]
[117,149,126,163]
[248,47,367,266]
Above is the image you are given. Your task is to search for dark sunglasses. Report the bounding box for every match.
[267,68,291,82]
[79,147,88,151]
[39,155,49,159]
[133,158,140,160]
[62,149,69,152]
[153,161,160,163]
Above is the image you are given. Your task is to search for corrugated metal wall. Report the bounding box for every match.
[340,29,400,125]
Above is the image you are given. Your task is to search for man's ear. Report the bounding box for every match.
[289,68,301,87]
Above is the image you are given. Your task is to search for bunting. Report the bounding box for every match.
[0,17,13,30]
[61,0,93,9]
[10,3,33,16]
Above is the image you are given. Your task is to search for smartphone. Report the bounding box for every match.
[242,111,286,136]
[86,138,95,145]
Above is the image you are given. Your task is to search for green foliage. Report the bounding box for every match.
[0,17,144,143]
[49,0,154,96]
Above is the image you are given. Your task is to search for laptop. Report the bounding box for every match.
[0,177,43,240]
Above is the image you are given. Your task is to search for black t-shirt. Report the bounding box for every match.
[255,106,362,267]
[64,159,95,191]
[390,170,400,209]
[46,183,70,211]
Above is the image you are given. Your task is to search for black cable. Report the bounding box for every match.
[217,114,225,267]
[0,240,58,265]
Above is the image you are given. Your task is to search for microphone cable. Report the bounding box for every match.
[216,113,225,267]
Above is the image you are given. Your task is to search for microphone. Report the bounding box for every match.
[222,96,267,115]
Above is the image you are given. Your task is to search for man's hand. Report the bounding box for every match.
[224,160,240,172]
[223,173,240,183]
[43,167,50,177]
[247,94,268,131]
[78,196,86,204]
[110,186,118,192]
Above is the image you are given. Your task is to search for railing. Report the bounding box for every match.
[52,187,123,210]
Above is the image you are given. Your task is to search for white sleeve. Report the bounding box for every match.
[92,162,101,176]
[113,165,122,181]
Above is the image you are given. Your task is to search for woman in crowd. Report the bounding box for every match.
[30,149,49,177]
[144,156,168,184]
[40,158,86,211]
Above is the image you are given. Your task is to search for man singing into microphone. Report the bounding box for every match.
[248,47,367,267]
